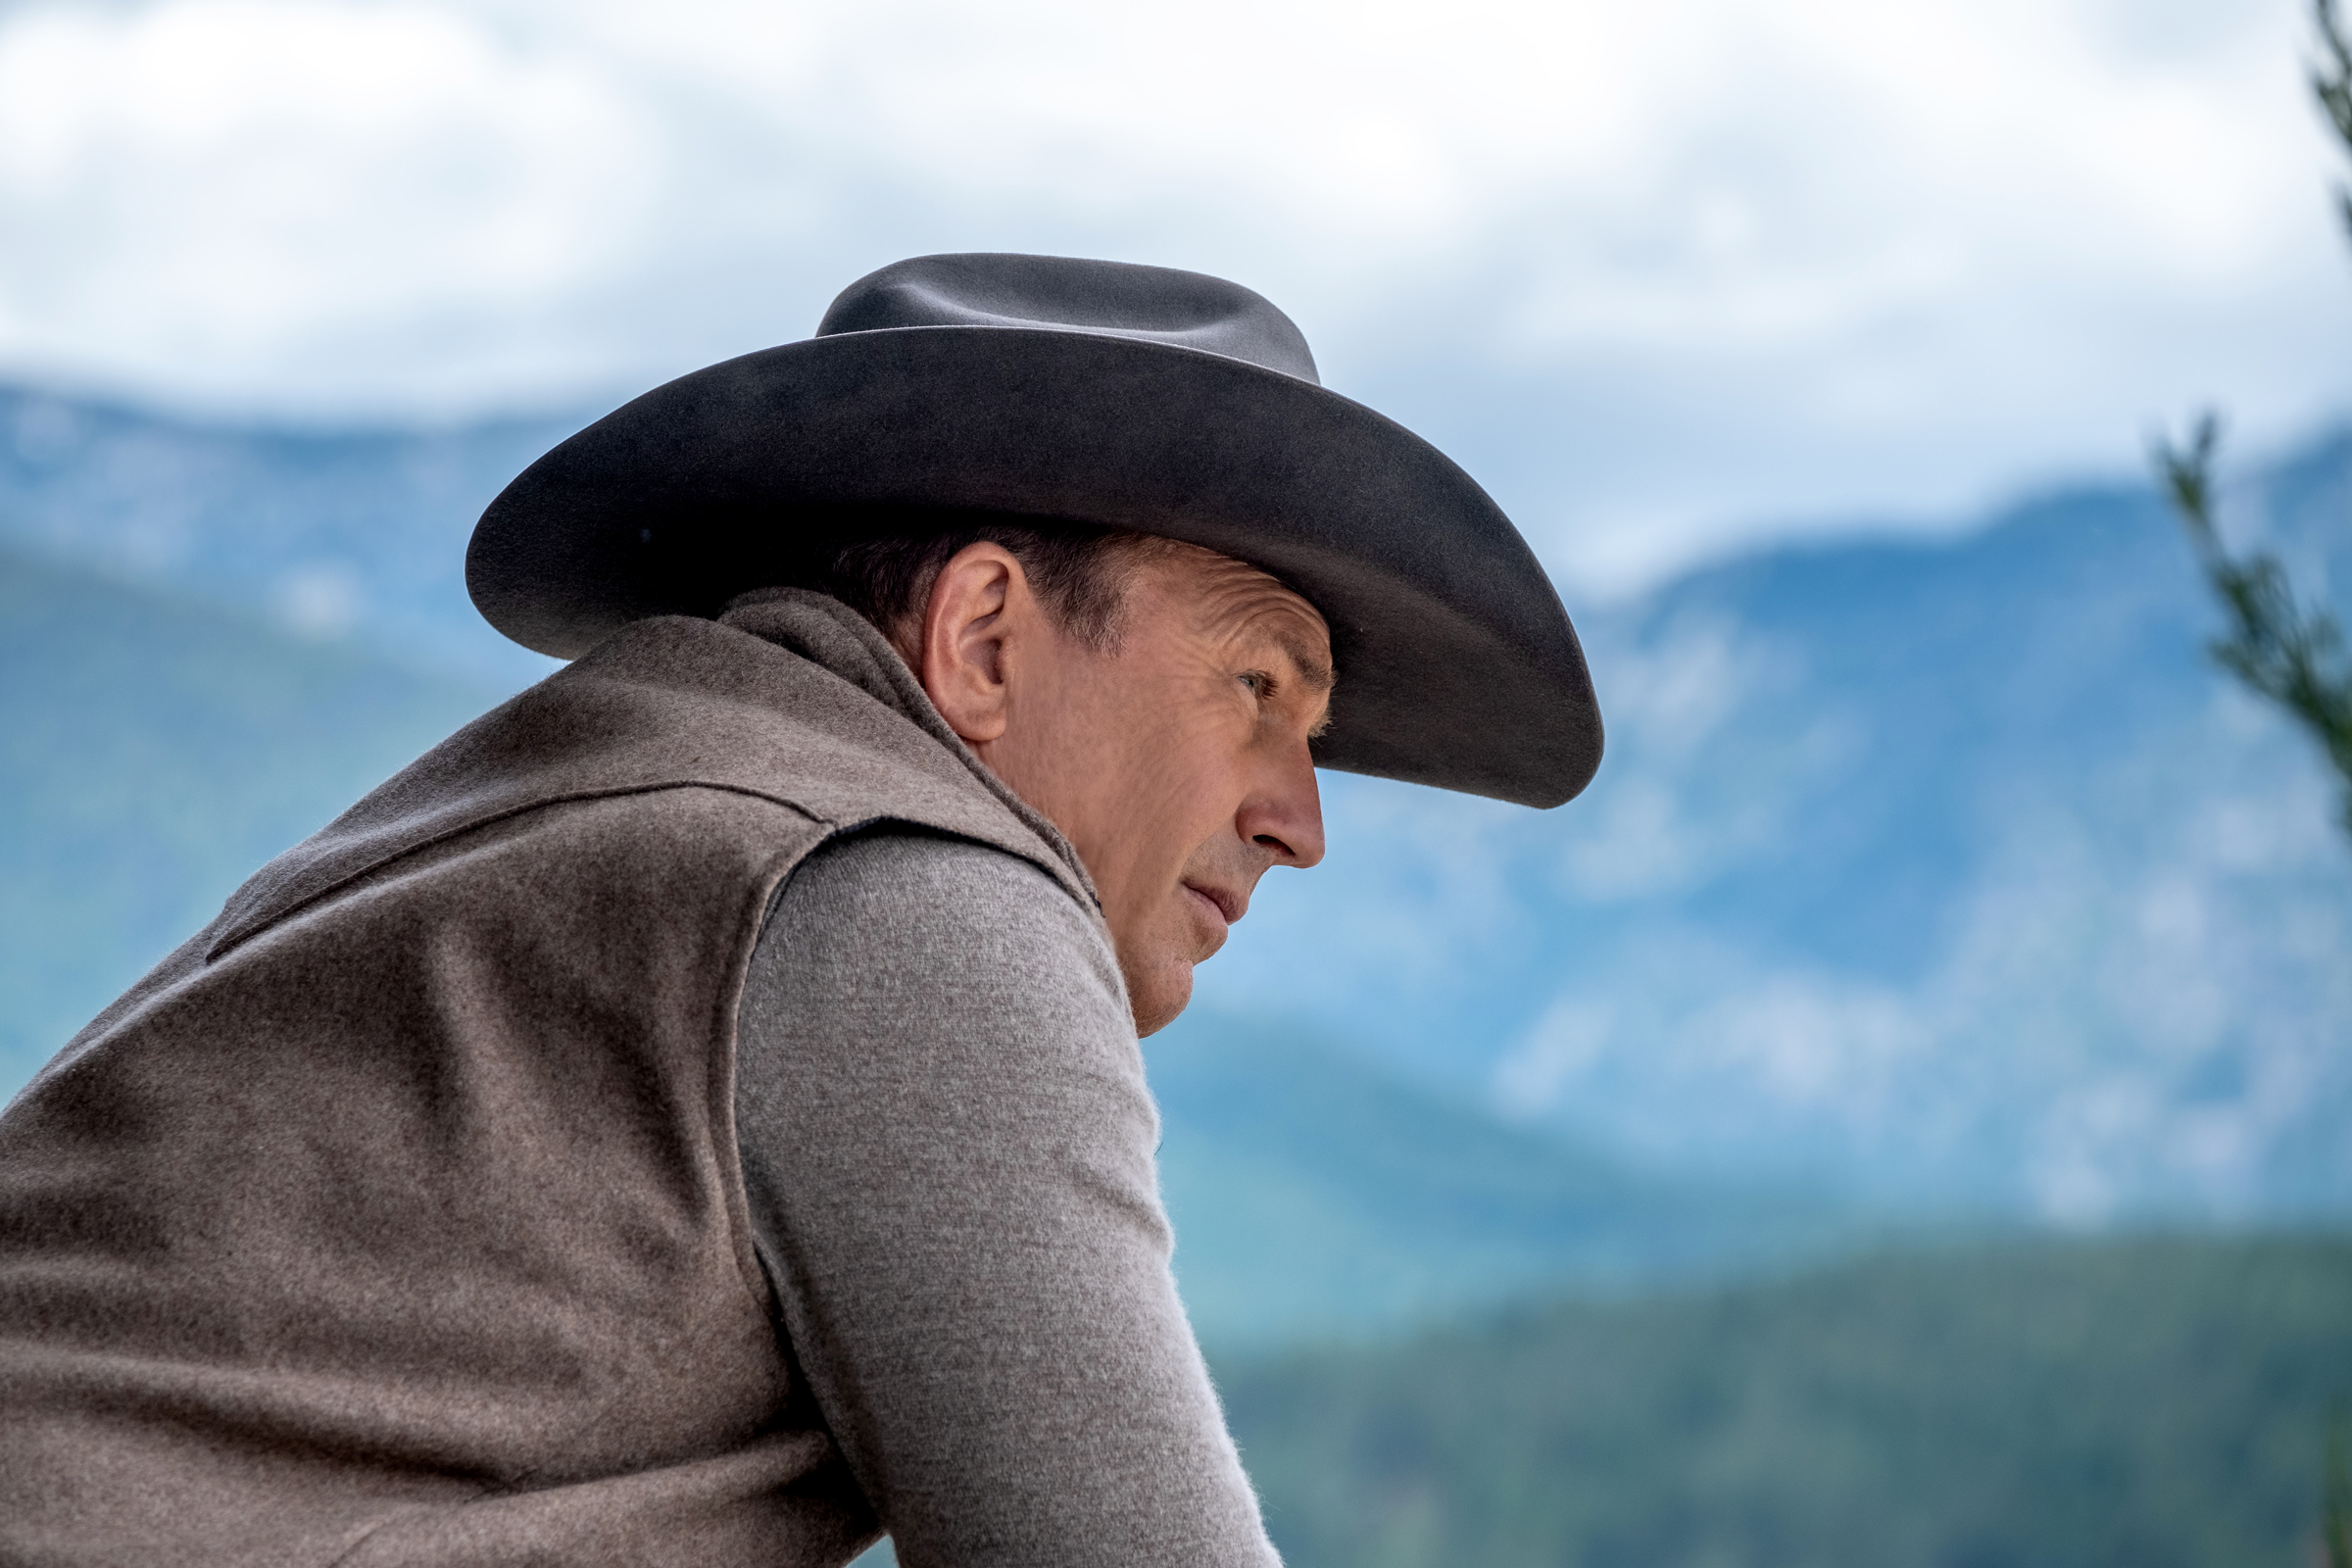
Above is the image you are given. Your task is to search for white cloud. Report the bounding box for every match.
[0,1,659,401]
[0,0,2347,586]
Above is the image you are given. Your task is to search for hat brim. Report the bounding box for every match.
[466,326,1601,808]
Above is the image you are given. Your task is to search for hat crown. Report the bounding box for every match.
[816,253,1321,386]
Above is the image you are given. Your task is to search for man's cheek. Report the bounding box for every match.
[1138,733,1249,825]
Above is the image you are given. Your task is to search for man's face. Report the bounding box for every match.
[917,542,1332,1035]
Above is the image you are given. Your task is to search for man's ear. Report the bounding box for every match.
[917,542,1031,744]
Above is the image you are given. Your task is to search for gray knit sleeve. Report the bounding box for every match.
[734,829,1280,1568]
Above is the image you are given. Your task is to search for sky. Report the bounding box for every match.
[2,0,2350,595]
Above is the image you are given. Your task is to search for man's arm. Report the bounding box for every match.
[735,829,1279,1568]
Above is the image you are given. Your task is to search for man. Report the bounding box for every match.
[0,255,1600,1564]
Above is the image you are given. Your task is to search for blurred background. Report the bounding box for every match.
[5,0,2352,1561]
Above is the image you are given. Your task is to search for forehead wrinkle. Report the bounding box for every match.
[1161,553,1333,673]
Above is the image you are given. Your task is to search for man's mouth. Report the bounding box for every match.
[1183,882,1245,931]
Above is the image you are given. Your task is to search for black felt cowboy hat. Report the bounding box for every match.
[467,253,1602,807]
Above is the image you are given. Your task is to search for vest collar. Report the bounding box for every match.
[718,588,1100,908]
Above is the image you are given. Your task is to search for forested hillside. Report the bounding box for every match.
[1219,1234,2352,1568]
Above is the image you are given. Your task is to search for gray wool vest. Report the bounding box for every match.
[0,591,1099,1567]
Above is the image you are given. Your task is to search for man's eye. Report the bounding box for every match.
[1239,671,1270,698]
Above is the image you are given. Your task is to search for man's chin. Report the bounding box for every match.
[1127,957,1196,1039]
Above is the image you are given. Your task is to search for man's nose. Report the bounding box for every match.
[1239,743,1326,869]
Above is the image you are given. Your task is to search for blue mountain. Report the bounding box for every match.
[0,384,566,687]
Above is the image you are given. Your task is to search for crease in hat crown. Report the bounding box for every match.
[816,254,1322,385]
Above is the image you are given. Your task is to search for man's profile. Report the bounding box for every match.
[0,254,1600,1565]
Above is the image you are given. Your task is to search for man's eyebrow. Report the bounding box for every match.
[1271,632,1336,693]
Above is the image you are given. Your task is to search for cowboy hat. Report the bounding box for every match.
[466,253,1601,807]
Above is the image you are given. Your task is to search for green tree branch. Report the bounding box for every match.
[2153,415,2352,835]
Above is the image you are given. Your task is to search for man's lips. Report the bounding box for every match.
[1182,882,1246,930]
